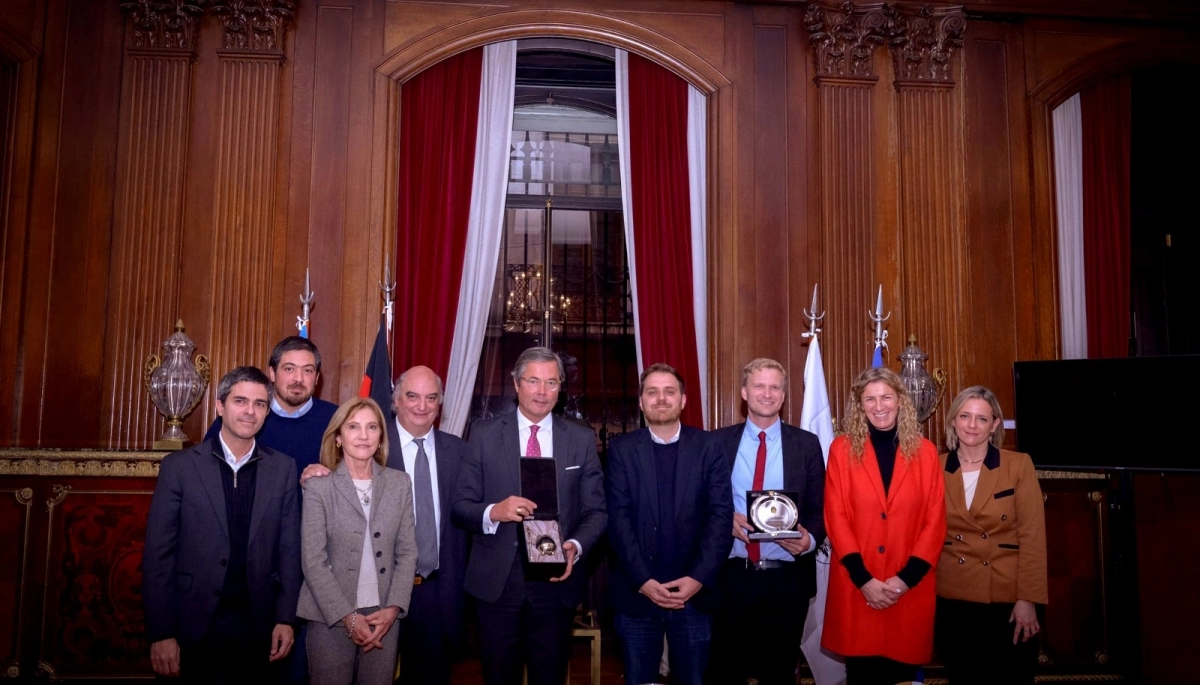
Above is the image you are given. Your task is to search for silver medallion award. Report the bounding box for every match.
[746,490,802,540]
[520,457,567,566]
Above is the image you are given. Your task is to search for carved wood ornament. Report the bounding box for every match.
[119,0,209,51]
[210,0,297,53]
[885,3,967,85]
[805,1,889,80]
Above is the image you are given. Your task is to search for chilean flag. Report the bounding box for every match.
[358,314,393,411]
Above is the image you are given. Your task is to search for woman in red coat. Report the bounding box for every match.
[822,367,946,684]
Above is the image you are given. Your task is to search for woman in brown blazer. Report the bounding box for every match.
[936,386,1047,685]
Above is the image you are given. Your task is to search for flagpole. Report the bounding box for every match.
[869,284,891,367]
[379,253,396,360]
[297,267,314,338]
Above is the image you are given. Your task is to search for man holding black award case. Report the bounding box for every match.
[709,358,828,685]
[452,346,607,685]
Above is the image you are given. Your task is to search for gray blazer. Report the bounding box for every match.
[296,460,418,626]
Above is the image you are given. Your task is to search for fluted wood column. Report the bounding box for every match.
[887,4,967,439]
[104,0,205,448]
[805,2,888,420]
[206,0,295,377]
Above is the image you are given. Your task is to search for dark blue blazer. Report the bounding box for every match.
[712,421,827,599]
[386,419,469,642]
[142,438,301,645]
[452,412,607,607]
[605,425,733,615]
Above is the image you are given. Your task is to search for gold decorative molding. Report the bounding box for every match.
[210,0,297,53]
[804,1,888,81]
[47,485,70,511]
[119,0,208,52]
[1036,470,1107,480]
[884,3,966,86]
[0,450,163,478]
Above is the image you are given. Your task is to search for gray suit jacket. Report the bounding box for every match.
[296,460,418,626]
[452,412,607,607]
[142,439,301,645]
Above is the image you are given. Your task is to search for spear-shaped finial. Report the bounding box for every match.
[296,267,314,338]
[802,283,824,339]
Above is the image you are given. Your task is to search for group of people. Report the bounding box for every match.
[142,336,1047,685]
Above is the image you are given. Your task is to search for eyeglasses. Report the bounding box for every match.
[519,377,561,390]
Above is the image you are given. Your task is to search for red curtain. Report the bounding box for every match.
[394,48,483,382]
[626,54,703,428]
[1081,76,1132,359]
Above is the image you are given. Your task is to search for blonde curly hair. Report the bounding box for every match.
[842,367,922,463]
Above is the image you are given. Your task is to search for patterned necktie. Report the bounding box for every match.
[412,438,438,578]
[747,430,768,564]
[525,424,542,457]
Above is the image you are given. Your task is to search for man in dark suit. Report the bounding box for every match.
[709,358,827,685]
[606,363,732,685]
[142,366,302,683]
[385,365,469,685]
[452,346,607,685]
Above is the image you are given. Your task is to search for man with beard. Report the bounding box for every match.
[206,336,338,476]
[605,363,732,685]
[708,358,827,685]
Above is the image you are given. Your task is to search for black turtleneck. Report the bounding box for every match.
[868,423,899,495]
[838,423,932,590]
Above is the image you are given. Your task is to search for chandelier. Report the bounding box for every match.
[504,264,572,334]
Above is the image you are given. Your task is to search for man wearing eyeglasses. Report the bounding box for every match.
[452,346,607,685]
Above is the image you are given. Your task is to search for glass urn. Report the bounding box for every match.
[144,320,211,450]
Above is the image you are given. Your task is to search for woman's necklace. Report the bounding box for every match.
[353,478,373,505]
[960,452,986,465]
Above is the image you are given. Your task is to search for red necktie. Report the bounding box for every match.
[747,430,767,563]
[525,424,542,457]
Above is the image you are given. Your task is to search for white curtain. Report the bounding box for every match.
[1053,93,1087,359]
[442,41,517,436]
[614,50,643,375]
[615,49,711,427]
[686,84,710,428]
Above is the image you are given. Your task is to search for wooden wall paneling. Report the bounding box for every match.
[960,22,1032,426]
[888,5,967,442]
[0,487,32,678]
[102,3,204,450]
[805,2,888,424]
[15,0,125,448]
[0,0,44,52]
[305,4,355,400]
[0,34,39,447]
[708,12,738,428]
[1134,472,1200,684]
[203,2,296,391]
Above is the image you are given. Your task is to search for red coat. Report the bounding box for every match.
[821,434,946,664]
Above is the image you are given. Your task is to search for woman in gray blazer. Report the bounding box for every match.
[297,397,418,685]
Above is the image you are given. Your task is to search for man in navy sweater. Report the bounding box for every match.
[204,336,338,474]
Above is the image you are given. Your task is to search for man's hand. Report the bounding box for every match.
[732,512,754,544]
[777,526,811,555]
[150,638,181,676]
[268,624,294,662]
[662,576,702,604]
[362,606,401,651]
[549,541,578,582]
[861,578,900,610]
[639,579,684,609]
[300,463,331,486]
[490,496,538,523]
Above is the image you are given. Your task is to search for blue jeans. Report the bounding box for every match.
[615,603,712,685]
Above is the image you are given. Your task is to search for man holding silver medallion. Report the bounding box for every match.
[709,358,827,685]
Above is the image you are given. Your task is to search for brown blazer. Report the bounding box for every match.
[937,447,1048,605]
